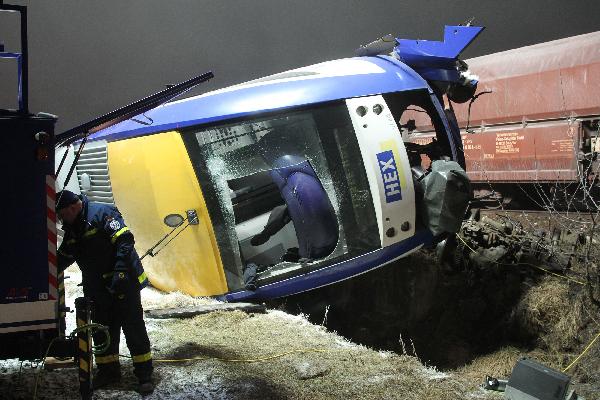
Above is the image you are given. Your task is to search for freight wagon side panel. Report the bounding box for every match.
[464,121,578,182]
[406,120,579,183]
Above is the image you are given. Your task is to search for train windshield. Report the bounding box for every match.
[183,102,380,286]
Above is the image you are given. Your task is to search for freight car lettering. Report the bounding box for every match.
[551,139,574,152]
[496,147,520,154]
[376,150,402,203]
[462,137,482,150]
[495,132,523,154]
[483,153,495,159]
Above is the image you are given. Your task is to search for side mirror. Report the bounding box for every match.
[163,213,184,228]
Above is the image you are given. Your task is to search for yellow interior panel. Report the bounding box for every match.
[107,131,228,296]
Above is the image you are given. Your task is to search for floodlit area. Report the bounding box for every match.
[0,265,490,400]
[2,4,600,400]
[1,242,599,400]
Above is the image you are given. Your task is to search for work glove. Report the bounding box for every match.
[109,270,129,300]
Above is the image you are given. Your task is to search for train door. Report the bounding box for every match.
[106,131,229,296]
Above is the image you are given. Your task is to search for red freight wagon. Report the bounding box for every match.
[406,30,600,208]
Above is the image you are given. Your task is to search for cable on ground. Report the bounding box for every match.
[118,348,335,364]
[32,323,110,400]
[562,330,600,373]
[456,234,599,375]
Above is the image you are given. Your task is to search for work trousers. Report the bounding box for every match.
[87,286,153,381]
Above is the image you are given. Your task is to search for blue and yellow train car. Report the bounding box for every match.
[57,25,482,302]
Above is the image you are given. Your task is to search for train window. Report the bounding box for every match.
[384,90,451,170]
[183,102,379,286]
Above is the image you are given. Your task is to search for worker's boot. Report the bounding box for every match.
[93,364,121,389]
[138,379,155,394]
[134,359,154,394]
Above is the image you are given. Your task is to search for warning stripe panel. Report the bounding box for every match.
[48,251,57,266]
[47,216,57,235]
[46,175,58,301]
[49,262,57,277]
[46,177,55,200]
[48,231,57,248]
[48,274,58,290]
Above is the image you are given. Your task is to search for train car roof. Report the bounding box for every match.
[89,55,429,142]
[452,30,600,126]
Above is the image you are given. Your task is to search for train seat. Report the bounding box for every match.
[251,155,339,260]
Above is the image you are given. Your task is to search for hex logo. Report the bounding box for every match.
[376,150,402,203]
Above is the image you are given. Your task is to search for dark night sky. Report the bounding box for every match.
[2,0,600,132]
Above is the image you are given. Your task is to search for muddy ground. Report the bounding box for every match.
[1,210,599,399]
[280,254,599,399]
[0,264,496,400]
[279,210,600,399]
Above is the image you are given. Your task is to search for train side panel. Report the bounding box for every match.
[463,121,579,182]
[107,131,230,297]
[409,120,579,183]
[0,114,62,359]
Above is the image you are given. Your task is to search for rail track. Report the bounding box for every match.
[478,208,597,233]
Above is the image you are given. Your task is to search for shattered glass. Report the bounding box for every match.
[190,103,379,281]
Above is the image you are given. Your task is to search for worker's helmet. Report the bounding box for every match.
[56,190,80,210]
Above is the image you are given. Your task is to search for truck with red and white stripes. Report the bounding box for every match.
[0,4,211,397]
[1,5,115,399]
[0,4,66,360]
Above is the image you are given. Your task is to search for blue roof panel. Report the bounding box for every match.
[90,56,429,142]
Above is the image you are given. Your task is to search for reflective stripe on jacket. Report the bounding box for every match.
[57,196,148,291]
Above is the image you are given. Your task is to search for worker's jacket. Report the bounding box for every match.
[57,195,148,294]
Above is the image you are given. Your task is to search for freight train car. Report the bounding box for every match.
[56,25,483,300]
[405,31,600,209]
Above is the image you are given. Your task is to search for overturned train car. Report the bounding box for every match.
[56,26,482,300]
[406,30,600,209]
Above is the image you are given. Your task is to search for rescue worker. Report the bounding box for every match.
[56,190,154,394]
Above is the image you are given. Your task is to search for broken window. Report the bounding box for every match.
[384,89,452,173]
[183,102,379,286]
